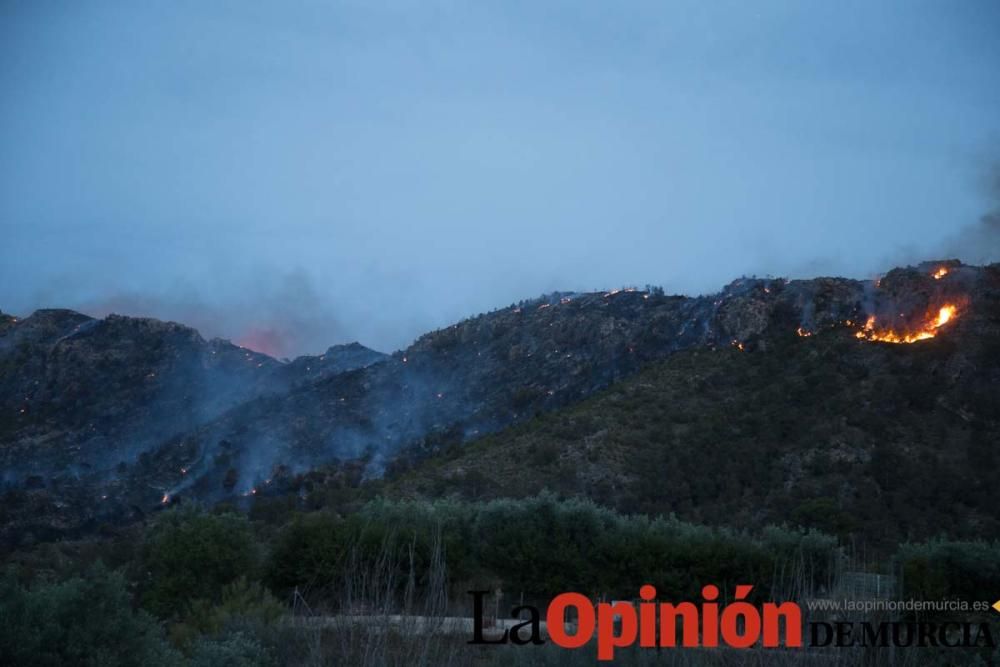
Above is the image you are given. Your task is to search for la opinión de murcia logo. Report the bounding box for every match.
[468,585,997,661]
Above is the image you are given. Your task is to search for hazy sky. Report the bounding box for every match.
[2,1,999,356]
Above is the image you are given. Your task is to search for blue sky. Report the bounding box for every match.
[2,1,999,355]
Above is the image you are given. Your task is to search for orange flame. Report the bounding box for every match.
[932,267,949,280]
[935,305,955,326]
[855,305,957,344]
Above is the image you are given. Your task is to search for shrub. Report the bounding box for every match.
[188,632,274,667]
[898,539,1000,603]
[141,507,258,619]
[0,564,181,667]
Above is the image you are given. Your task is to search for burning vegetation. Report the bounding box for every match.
[853,305,958,344]
[792,263,965,345]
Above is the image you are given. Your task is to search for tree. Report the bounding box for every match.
[0,564,181,667]
[141,507,258,619]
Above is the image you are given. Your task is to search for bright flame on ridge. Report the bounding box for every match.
[854,305,958,344]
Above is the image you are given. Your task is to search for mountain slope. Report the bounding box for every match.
[0,310,385,476]
[383,262,1000,549]
[0,260,994,547]
[154,260,986,503]
[387,315,1000,549]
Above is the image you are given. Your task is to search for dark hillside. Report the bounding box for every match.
[389,272,1000,551]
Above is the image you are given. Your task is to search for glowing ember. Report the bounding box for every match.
[932,267,949,280]
[161,493,170,504]
[796,327,813,337]
[854,305,958,344]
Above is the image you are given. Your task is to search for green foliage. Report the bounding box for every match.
[265,511,348,593]
[171,578,284,648]
[188,632,274,667]
[898,539,1000,603]
[141,507,258,619]
[267,494,840,603]
[0,564,182,667]
[266,502,469,600]
[790,497,857,537]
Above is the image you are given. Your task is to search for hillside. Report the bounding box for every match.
[1,260,996,547]
[130,260,985,509]
[387,316,1000,550]
[0,310,385,475]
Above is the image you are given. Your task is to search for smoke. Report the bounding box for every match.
[78,270,350,359]
[944,161,1000,265]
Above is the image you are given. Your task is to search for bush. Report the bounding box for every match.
[141,507,258,619]
[0,564,181,667]
[171,578,285,649]
[265,511,349,594]
[333,495,841,603]
[188,632,274,667]
[898,539,1000,603]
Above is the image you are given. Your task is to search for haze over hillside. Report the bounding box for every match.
[2,259,996,549]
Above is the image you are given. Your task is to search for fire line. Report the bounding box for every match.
[854,305,957,344]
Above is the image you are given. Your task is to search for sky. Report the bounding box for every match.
[2,1,999,357]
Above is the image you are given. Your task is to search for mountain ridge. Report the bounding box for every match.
[1,259,995,547]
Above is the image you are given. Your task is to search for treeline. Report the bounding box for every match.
[267,494,838,605]
[2,495,1000,666]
